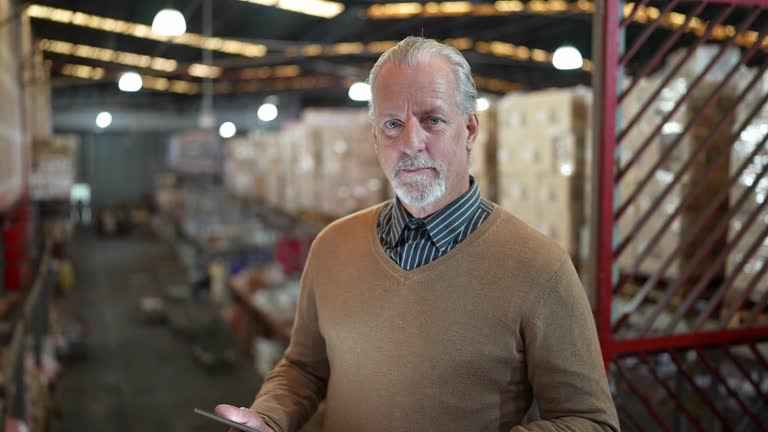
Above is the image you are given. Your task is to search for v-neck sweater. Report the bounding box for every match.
[251,203,619,432]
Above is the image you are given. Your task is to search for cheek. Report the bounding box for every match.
[430,131,466,166]
[376,146,398,173]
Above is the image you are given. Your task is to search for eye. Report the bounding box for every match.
[427,117,442,126]
[384,120,400,129]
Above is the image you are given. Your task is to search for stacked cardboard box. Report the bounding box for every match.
[224,134,276,201]
[617,76,686,277]
[29,135,78,200]
[167,130,223,175]
[304,108,387,218]
[278,122,317,213]
[0,0,24,210]
[24,42,58,201]
[496,87,591,257]
[23,46,52,141]
[265,132,284,209]
[471,107,498,202]
[726,72,768,307]
[617,46,742,284]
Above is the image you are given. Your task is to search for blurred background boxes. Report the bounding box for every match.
[29,135,78,201]
[616,46,743,285]
[496,87,591,260]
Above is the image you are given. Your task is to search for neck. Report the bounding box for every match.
[401,175,470,219]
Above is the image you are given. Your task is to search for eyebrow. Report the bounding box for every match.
[378,105,448,119]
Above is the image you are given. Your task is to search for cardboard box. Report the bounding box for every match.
[617,64,739,288]
[278,122,315,213]
[224,134,279,200]
[727,208,768,301]
[496,88,591,258]
[497,87,591,176]
[263,129,285,208]
[24,46,52,140]
[0,9,24,210]
[474,173,493,201]
[167,130,223,174]
[28,135,79,200]
[498,172,585,256]
[298,108,388,217]
[497,174,537,225]
[727,72,768,304]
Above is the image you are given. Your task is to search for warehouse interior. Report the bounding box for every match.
[1,0,767,431]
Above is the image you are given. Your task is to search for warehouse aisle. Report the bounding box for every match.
[52,232,262,432]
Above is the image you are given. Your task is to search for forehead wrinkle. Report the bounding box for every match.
[374,63,457,117]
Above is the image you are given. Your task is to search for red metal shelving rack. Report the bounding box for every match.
[594,1,768,430]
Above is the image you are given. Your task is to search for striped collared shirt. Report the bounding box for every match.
[377,177,493,270]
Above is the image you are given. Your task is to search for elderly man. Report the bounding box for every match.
[216,36,619,432]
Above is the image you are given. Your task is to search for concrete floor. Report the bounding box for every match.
[52,232,262,432]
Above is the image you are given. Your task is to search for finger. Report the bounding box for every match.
[237,407,268,428]
[215,405,267,428]
[215,404,247,422]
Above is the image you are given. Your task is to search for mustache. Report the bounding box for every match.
[394,154,437,174]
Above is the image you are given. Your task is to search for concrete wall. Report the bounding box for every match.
[76,131,168,207]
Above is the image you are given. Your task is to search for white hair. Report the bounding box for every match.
[367,36,478,119]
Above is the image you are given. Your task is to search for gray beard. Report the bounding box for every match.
[392,170,447,207]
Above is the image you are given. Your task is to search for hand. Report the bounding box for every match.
[214,404,276,432]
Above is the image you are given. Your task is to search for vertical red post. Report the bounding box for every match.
[593,0,621,368]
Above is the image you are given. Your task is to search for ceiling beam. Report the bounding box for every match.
[26,4,269,58]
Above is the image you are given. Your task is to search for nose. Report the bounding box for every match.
[399,120,426,155]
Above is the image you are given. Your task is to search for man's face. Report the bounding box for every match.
[371,58,478,212]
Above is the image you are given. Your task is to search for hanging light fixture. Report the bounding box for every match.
[552,45,583,70]
[476,97,491,112]
[348,82,371,102]
[257,103,278,122]
[96,112,112,128]
[152,8,187,37]
[219,122,237,138]
[118,72,143,92]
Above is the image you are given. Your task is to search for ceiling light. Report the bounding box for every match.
[367,3,422,19]
[239,0,345,18]
[473,75,520,93]
[476,97,491,112]
[61,63,105,79]
[257,103,278,122]
[273,65,301,77]
[348,82,371,102]
[152,9,186,37]
[328,42,364,55]
[219,122,237,138]
[188,63,222,79]
[60,62,199,94]
[552,45,583,70]
[118,72,143,92]
[96,112,112,128]
[141,75,171,91]
[40,39,178,72]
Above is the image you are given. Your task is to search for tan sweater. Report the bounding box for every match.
[252,203,619,432]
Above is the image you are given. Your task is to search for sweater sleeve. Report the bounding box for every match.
[250,249,329,432]
[513,252,620,432]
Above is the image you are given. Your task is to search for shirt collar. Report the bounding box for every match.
[389,176,482,252]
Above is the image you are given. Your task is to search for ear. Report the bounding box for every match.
[465,113,479,153]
